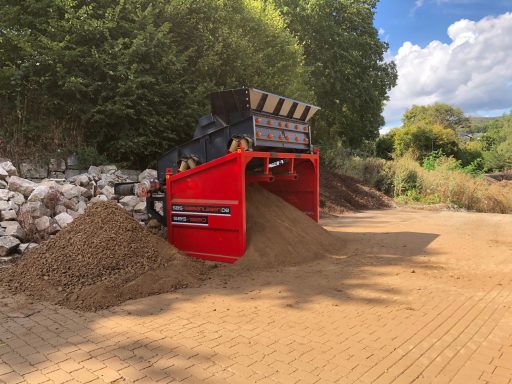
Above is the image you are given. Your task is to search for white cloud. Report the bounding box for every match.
[383,12,512,127]
[378,27,385,36]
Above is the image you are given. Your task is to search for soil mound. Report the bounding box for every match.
[0,201,205,311]
[320,168,394,216]
[235,185,338,269]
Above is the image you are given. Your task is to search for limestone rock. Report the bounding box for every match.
[55,204,67,214]
[1,210,17,221]
[8,176,38,197]
[101,165,117,174]
[101,185,115,200]
[133,212,148,222]
[134,201,147,213]
[65,169,81,179]
[89,195,108,203]
[0,166,8,180]
[34,216,51,232]
[75,174,90,187]
[138,169,157,182]
[119,195,140,209]
[19,243,38,254]
[66,154,79,169]
[9,191,26,206]
[76,201,87,214]
[49,158,66,172]
[0,180,6,189]
[19,201,51,219]
[1,221,26,241]
[0,201,9,211]
[28,185,50,203]
[49,171,65,179]
[62,184,86,199]
[48,222,61,235]
[88,166,102,180]
[67,209,81,219]
[0,190,10,201]
[0,236,20,256]
[55,212,73,228]
[0,161,17,176]
[118,169,140,182]
[19,161,48,179]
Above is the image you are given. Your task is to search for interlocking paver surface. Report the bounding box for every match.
[1,208,512,383]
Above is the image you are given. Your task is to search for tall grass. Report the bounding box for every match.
[385,157,512,214]
[322,144,512,214]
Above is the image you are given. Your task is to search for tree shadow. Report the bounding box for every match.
[0,222,443,383]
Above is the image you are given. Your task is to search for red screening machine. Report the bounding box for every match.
[115,88,321,263]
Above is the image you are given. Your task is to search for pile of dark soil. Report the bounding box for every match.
[320,168,394,216]
[235,185,338,269]
[0,201,206,311]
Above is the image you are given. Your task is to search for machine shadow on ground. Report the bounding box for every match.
[118,228,441,317]
[0,218,443,383]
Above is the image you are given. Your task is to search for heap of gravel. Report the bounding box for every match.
[235,185,338,269]
[0,201,205,311]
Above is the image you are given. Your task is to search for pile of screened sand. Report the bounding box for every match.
[235,185,338,269]
[0,201,206,311]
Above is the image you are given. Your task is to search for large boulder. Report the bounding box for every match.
[101,165,117,174]
[75,174,90,187]
[18,243,38,254]
[89,195,108,204]
[8,176,38,197]
[19,161,48,179]
[0,201,9,211]
[19,201,51,219]
[0,190,9,201]
[138,169,157,182]
[55,212,73,228]
[0,166,8,180]
[119,196,141,210]
[76,201,87,214]
[101,185,115,199]
[28,185,50,203]
[88,165,102,180]
[118,169,140,182]
[48,158,66,172]
[34,216,51,232]
[1,221,26,241]
[1,210,17,221]
[65,169,81,179]
[9,191,25,206]
[0,161,18,176]
[134,201,147,213]
[61,184,86,199]
[0,236,20,256]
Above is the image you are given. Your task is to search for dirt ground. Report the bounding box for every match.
[1,208,512,384]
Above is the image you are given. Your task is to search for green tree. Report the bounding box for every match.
[274,0,397,147]
[375,131,395,160]
[0,0,310,167]
[402,103,471,132]
[392,123,459,160]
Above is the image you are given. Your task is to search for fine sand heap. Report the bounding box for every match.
[0,201,205,311]
[236,185,337,269]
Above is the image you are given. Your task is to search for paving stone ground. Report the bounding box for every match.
[1,208,512,384]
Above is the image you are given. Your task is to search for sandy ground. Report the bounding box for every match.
[1,208,512,383]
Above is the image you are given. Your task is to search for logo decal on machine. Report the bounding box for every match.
[171,215,209,226]
[171,204,231,216]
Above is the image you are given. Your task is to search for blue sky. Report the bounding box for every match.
[375,0,512,130]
